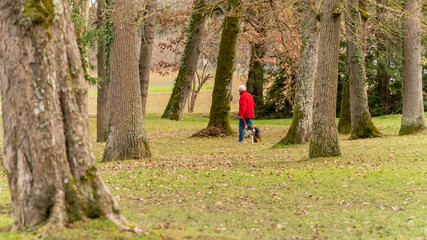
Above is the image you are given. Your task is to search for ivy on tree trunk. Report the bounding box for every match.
[162,0,207,121]
[206,0,242,135]
[346,0,382,139]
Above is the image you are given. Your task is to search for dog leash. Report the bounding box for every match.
[241,117,247,127]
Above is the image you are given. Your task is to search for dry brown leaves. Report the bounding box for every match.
[191,127,228,138]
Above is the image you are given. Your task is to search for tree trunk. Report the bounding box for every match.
[103,0,151,161]
[246,29,267,107]
[162,0,207,120]
[0,0,135,232]
[188,65,210,113]
[375,1,390,111]
[376,58,390,110]
[207,0,242,135]
[338,76,352,134]
[77,0,91,22]
[139,0,156,116]
[97,0,109,142]
[309,0,342,158]
[276,0,319,145]
[399,0,425,135]
[188,83,196,113]
[346,0,382,139]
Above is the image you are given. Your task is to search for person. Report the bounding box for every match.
[238,85,255,142]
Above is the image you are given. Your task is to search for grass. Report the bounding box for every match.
[0,113,426,239]
[88,84,214,97]
[84,70,247,114]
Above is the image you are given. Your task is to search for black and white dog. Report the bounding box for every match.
[244,126,262,143]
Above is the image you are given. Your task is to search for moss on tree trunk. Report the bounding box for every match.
[162,0,207,120]
[350,112,381,139]
[338,76,351,134]
[346,0,382,139]
[206,0,242,135]
[277,103,306,146]
[0,0,136,233]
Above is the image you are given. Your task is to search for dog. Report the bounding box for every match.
[244,126,262,143]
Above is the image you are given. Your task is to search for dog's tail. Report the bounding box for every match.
[254,127,261,143]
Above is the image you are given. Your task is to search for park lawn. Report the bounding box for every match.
[88,84,215,97]
[0,114,425,239]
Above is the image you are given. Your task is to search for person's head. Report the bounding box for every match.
[238,85,246,93]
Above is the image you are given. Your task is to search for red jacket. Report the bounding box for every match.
[239,91,255,119]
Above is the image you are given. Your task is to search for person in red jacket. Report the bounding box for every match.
[238,85,255,142]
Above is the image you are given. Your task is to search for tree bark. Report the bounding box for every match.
[207,0,242,135]
[0,0,135,232]
[338,76,352,134]
[162,0,207,120]
[139,0,156,116]
[376,58,390,110]
[399,0,425,135]
[276,0,319,145]
[77,0,91,22]
[97,0,108,142]
[346,0,382,139]
[246,29,267,107]
[374,1,390,111]
[188,65,210,113]
[309,0,342,158]
[103,0,151,161]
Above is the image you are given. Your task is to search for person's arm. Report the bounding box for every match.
[239,97,246,118]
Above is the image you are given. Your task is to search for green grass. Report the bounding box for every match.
[88,84,214,97]
[0,114,426,239]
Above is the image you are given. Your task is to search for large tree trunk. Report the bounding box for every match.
[246,29,267,107]
[276,0,319,145]
[0,0,135,232]
[338,76,352,134]
[139,0,156,116]
[346,0,382,139]
[399,0,425,135]
[162,0,207,120]
[103,0,151,161]
[97,0,109,142]
[309,0,342,158]
[207,0,242,135]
